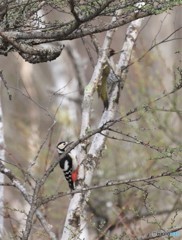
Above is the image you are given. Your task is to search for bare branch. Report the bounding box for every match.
[39,164,182,204]
[0,1,181,63]
[0,70,12,100]
[0,161,57,240]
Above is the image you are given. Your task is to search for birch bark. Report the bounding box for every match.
[61,10,144,240]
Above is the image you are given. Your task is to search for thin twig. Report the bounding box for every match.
[0,161,57,240]
[0,70,12,100]
[40,166,182,204]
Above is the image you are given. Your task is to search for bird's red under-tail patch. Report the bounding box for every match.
[71,167,79,182]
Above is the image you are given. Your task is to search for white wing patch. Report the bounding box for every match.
[64,160,69,171]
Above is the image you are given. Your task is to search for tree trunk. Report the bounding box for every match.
[61,10,144,239]
[0,76,5,237]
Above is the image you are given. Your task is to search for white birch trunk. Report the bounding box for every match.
[61,12,118,240]
[61,10,145,240]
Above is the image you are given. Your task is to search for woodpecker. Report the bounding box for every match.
[97,62,110,109]
[57,141,78,190]
[97,49,116,109]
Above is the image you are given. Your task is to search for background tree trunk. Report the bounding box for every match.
[0,73,5,237]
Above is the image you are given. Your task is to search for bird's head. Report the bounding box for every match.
[56,141,73,154]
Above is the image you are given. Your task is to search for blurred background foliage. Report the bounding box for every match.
[0,5,182,240]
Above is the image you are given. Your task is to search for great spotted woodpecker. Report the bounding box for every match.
[57,141,78,190]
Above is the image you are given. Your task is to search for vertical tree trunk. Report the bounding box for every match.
[61,10,144,239]
[0,82,5,237]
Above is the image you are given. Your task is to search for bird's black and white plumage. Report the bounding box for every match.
[57,141,78,190]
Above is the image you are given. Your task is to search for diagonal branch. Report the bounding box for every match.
[0,161,57,240]
[39,163,182,204]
